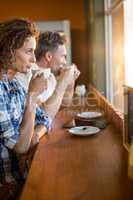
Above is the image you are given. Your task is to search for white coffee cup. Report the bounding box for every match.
[32,68,51,79]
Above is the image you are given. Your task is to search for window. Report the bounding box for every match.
[104,0,125,112]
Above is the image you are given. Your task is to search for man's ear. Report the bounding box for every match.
[45,51,52,62]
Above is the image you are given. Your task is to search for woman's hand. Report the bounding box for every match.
[28,73,48,98]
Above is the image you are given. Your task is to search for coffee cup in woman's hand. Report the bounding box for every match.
[32,68,51,79]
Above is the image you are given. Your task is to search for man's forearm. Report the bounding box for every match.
[61,81,75,108]
[30,125,47,147]
[42,78,68,120]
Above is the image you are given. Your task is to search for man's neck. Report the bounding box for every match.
[36,60,57,77]
[36,60,49,69]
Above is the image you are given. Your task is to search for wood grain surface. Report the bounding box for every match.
[20,111,133,200]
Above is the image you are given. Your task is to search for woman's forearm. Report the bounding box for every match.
[14,94,37,154]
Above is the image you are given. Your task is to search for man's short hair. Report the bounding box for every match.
[35,31,65,61]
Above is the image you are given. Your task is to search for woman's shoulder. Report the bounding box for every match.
[13,77,27,94]
[15,72,31,91]
[0,80,4,92]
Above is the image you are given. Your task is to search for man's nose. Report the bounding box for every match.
[63,59,67,66]
[61,60,67,68]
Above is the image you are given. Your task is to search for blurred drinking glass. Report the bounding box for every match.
[75,84,86,112]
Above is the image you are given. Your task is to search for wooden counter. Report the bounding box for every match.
[20,111,133,200]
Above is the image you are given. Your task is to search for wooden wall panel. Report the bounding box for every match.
[0,0,85,30]
[0,0,88,85]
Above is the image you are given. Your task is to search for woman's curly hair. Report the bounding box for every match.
[0,18,39,70]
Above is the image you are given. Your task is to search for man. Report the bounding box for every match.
[16,31,80,121]
[34,31,80,120]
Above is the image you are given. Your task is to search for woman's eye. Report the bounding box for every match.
[26,50,32,54]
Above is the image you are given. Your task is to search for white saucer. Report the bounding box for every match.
[68,126,100,136]
[77,111,102,119]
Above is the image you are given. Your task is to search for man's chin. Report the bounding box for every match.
[54,69,62,76]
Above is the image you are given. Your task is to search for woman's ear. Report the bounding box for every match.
[45,51,52,62]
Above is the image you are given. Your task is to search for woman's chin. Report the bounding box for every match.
[22,68,31,74]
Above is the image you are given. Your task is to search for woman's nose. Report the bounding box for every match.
[31,53,36,63]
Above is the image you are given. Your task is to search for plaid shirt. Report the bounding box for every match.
[0,75,51,187]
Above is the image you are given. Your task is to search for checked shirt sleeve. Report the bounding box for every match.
[35,106,52,132]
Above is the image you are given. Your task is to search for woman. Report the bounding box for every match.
[0,18,51,199]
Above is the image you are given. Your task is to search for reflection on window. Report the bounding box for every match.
[104,0,125,113]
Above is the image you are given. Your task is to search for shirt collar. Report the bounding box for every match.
[1,71,23,94]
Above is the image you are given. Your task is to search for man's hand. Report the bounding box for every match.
[58,66,74,85]
[72,64,80,80]
[59,64,80,108]
[58,63,80,85]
